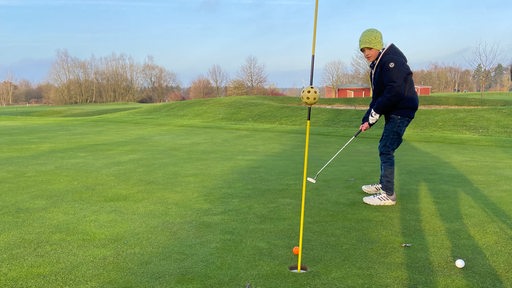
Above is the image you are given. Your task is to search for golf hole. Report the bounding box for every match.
[288,265,309,273]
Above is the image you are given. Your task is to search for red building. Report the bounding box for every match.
[415,85,431,96]
[325,84,432,98]
[325,85,371,98]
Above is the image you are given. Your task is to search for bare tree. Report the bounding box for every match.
[140,56,178,102]
[508,64,512,91]
[90,53,141,103]
[227,79,248,96]
[13,79,44,104]
[446,65,463,92]
[413,63,476,93]
[189,76,215,99]
[49,49,76,104]
[74,57,95,103]
[207,64,228,97]
[469,42,500,95]
[0,73,15,106]
[350,51,370,86]
[235,56,267,95]
[49,50,182,104]
[49,50,98,104]
[37,83,55,104]
[322,60,350,97]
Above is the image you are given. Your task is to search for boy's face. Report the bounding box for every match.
[360,47,380,62]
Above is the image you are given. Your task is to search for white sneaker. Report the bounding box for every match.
[362,183,382,194]
[363,192,396,206]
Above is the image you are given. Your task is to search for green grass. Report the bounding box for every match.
[430,91,512,101]
[0,94,511,287]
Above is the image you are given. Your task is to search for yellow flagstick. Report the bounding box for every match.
[296,112,311,273]
[309,0,319,86]
[291,0,319,273]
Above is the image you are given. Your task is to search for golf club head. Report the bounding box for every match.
[307,177,316,183]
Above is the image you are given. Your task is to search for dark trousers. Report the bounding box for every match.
[379,115,412,195]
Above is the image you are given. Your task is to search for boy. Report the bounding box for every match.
[358,28,419,206]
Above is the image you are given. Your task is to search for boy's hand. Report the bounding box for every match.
[360,122,370,131]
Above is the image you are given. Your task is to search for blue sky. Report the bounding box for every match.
[1,0,511,87]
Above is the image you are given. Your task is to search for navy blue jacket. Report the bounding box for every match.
[362,44,419,124]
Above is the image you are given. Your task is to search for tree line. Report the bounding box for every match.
[48,50,180,104]
[1,50,180,105]
[0,52,280,105]
[1,43,511,106]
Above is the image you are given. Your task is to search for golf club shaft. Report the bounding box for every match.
[312,129,361,179]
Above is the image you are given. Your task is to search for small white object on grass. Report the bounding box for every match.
[455,259,465,268]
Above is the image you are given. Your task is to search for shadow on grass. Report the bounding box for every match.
[399,142,510,287]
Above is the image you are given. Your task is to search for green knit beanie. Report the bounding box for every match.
[359,28,383,51]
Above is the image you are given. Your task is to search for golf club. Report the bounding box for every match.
[307,129,362,183]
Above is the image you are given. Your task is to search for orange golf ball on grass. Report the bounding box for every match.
[292,246,300,255]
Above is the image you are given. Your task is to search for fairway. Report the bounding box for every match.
[1,96,511,287]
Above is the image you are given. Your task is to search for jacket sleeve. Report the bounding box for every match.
[361,97,376,124]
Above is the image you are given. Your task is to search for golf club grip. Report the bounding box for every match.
[354,129,362,138]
